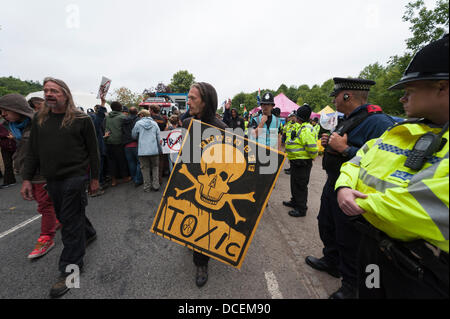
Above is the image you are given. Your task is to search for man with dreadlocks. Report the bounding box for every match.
[21,77,100,298]
[183,82,228,288]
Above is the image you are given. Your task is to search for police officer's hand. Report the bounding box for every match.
[260,115,268,125]
[321,133,329,147]
[337,187,368,216]
[328,133,348,153]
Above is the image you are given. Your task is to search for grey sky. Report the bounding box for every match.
[0,0,436,105]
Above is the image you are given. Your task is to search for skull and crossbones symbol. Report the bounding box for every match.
[175,143,255,224]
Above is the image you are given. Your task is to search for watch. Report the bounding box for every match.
[342,146,352,157]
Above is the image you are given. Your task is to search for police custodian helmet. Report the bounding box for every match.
[389,34,449,90]
[261,92,275,105]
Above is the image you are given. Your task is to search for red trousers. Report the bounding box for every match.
[32,183,58,239]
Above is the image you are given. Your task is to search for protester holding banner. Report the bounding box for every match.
[132,110,162,192]
[183,82,228,288]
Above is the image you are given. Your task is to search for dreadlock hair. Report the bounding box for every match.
[190,82,218,122]
[38,77,87,128]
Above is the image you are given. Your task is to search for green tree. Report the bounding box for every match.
[0,76,43,97]
[403,0,449,52]
[113,87,143,107]
[169,70,195,93]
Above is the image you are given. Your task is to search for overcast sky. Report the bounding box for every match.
[0,0,437,104]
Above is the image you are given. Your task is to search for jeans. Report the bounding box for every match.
[124,147,143,184]
[46,176,96,274]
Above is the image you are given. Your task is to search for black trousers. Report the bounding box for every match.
[1,148,16,185]
[193,251,209,267]
[357,234,449,299]
[290,159,313,214]
[106,144,129,179]
[317,175,361,287]
[46,176,96,274]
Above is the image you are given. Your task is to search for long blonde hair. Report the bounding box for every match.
[37,77,87,128]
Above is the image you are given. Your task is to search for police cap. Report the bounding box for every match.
[261,92,275,105]
[330,78,376,97]
[389,34,449,90]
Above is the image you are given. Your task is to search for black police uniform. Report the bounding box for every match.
[309,78,395,297]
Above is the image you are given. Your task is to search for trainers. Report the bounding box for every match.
[28,236,55,259]
[49,274,70,298]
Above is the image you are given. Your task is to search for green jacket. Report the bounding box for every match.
[105,111,126,145]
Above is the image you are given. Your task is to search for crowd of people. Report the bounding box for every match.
[0,35,448,299]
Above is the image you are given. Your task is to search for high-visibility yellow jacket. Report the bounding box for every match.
[336,121,449,252]
[283,121,296,137]
[286,122,318,160]
[313,123,321,140]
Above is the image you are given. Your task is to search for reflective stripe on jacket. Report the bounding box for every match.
[336,122,449,252]
[286,122,318,160]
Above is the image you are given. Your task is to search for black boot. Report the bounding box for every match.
[329,282,356,299]
[195,265,208,288]
[305,256,340,278]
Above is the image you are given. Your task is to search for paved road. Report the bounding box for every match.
[0,157,340,299]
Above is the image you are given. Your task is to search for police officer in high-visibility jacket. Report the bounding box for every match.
[336,34,449,299]
[250,92,282,150]
[282,104,318,217]
[283,112,298,175]
[305,77,395,300]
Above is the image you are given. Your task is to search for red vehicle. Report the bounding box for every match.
[139,97,179,118]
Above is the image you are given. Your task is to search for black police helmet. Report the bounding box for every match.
[261,92,275,105]
[297,104,312,122]
[390,34,449,90]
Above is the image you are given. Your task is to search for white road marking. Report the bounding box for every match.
[264,271,283,299]
[0,215,41,239]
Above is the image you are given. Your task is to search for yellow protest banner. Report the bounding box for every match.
[151,120,286,269]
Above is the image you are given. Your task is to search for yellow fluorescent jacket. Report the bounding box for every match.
[336,122,449,252]
[286,122,318,160]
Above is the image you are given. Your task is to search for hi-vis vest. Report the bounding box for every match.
[250,115,280,148]
[336,121,449,252]
[313,123,320,140]
[286,122,318,160]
